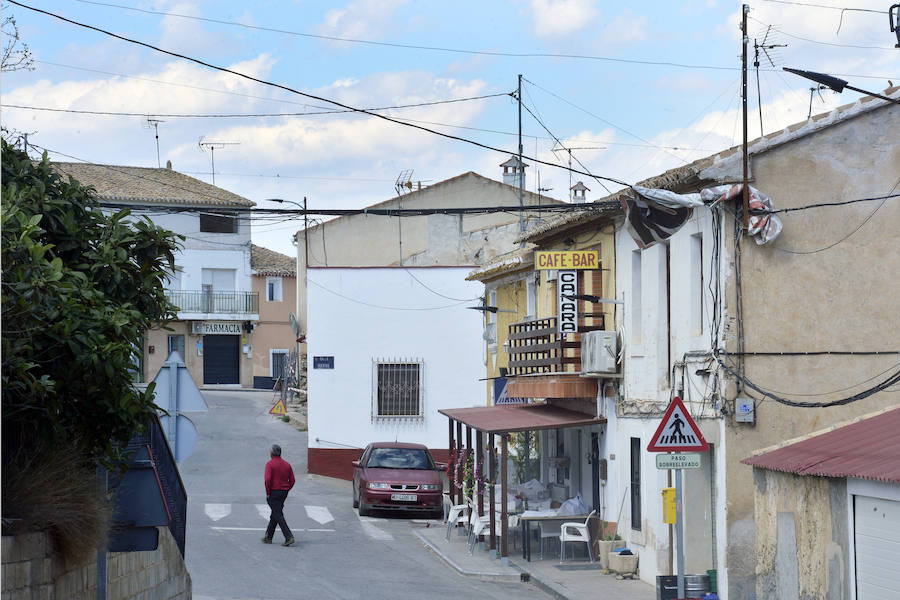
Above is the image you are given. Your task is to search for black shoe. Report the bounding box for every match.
[261,537,272,544]
[282,537,295,547]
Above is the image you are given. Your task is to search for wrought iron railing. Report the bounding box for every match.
[166,290,258,314]
[506,316,605,375]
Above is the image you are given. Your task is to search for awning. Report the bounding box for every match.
[439,403,605,434]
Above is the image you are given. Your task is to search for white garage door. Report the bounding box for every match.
[855,495,900,599]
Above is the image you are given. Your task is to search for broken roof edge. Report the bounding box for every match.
[466,244,536,281]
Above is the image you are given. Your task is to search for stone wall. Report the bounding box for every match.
[2,527,191,600]
[752,468,849,600]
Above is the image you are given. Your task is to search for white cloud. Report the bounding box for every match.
[530,0,599,38]
[598,10,647,46]
[158,2,242,56]
[316,0,410,41]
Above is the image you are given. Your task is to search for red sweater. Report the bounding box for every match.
[264,456,295,495]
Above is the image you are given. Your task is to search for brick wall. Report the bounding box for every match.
[1,527,191,600]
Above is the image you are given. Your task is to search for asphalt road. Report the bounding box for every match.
[181,390,550,600]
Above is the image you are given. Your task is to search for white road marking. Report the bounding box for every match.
[306,528,336,532]
[356,514,394,541]
[305,505,334,525]
[255,504,270,520]
[204,503,231,521]
[211,527,334,532]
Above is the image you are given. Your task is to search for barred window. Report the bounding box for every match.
[374,359,423,419]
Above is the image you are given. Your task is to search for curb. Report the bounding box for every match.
[412,530,522,583]
[506,559,571,600]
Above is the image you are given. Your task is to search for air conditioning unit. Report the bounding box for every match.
[581,330,617,375]
[190,321,204,335]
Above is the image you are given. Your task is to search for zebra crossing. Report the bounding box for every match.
[203,502,337,533]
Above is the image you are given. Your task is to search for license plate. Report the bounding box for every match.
[391,493,417,502]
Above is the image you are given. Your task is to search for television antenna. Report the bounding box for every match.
[550,145,605,201]
[145,117,165,168]
[753,25,788,136]
[198,137,240,185]
[394,169,414,196]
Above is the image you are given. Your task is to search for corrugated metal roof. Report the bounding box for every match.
[52,162,255,207]
[741,405,900,483]
[439,403,605,434]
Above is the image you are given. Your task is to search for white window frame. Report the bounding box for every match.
[371,358,424,421]
[270,349,289,378]
[525,276,536,321]
[631,250,643,348]
[266,276,283,302]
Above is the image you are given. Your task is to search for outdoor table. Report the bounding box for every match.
[519,510,590,562]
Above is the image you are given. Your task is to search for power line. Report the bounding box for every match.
[2,92,512,119]
[748,16,898,50]
[751,192,900,214]
[755,0,884,13]
[10,1,631,188]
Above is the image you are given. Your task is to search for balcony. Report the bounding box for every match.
[506,315,605,376]
[165,290,259,316]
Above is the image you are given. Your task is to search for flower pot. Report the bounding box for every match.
[608,551,638,575]
[596,539,626,569]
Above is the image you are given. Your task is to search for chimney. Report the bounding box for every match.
[500,155,527,188]
[166,160,173,170]
[570,181,590,203]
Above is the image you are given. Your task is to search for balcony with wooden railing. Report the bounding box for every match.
[506,315,606,376]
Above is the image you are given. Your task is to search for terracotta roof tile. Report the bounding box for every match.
[251,244,296,276]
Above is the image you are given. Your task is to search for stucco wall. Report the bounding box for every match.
[752,469,849,600]
[306,267,484,460]
[252,274,297,385]
[144,321,253,388]
[721,101,899,599]
[1,528,190,600]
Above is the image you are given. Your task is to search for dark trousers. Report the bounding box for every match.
[265,489,293,541]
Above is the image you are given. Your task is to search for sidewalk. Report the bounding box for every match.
[412,521,656,600]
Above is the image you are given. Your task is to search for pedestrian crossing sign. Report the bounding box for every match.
[269,398,287,416]
[646,396,709,452]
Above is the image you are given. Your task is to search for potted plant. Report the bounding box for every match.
[594,521,625,570]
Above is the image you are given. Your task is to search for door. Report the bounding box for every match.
[203,335,240,384]
[855,495,900,599]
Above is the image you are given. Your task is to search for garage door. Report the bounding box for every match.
[203,335,240,384]
[855,495,900,599]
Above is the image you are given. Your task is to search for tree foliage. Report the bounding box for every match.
[1,140,182,463]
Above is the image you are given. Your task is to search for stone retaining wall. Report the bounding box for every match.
[1,527,191,600]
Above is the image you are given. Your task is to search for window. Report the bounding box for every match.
[631,250,642,344]
[525,277,536,320]
[374,359,423,418]
[266,277,283,302]
[168,334,185,360]
[271,349,289,379]
[201,268,236,292]
[630,437,642,530]
[199,213,237,233]
[690,233,704,336]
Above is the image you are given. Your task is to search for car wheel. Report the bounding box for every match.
[359,501,372,517]
[352,485,359,509]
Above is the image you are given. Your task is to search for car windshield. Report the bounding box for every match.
[366,447,432,470]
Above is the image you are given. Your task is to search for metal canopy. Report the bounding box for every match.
[439,403,605,434]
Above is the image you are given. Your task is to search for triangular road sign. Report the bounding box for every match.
[647,397,709,452]
[269,398,287,416]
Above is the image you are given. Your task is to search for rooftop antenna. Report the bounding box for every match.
[146,117,165,168]
[808,85,827,119]
[198,137,240,185]
[550,145,604,201]
[394,169,413,266]
[753,25,787,137]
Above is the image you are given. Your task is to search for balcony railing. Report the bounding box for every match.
[166,290,258,315]
[506,316,605,375]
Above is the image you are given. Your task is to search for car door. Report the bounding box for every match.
[352,445,370,499]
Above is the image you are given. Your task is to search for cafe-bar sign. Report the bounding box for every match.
[535,250,599,270]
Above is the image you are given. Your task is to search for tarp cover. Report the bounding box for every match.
[622,183,782,248]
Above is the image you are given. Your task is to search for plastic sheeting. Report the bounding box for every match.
[622,183,782,248]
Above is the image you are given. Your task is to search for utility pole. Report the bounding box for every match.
[741,4,750,231]
[518,74,525,232]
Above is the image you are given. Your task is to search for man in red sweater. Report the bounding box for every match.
[262,444,296,546]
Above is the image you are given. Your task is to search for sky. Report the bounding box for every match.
[3,0,897,257]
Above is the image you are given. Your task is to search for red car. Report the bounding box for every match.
[352,442,444,518]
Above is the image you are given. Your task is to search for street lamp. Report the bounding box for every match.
[783,68,900,105]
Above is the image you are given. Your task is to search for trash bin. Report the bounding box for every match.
[656,574,710,599]
[706,569,717,595]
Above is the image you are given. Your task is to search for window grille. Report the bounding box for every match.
[372,359,424,420]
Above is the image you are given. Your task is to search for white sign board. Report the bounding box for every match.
[656,453,702,470]
[557,270,578,334]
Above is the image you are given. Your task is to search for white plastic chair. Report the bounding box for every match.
[559,509,597,563]
[539,520,562,560]
[468,511,518,554]
[444,494,469,540]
